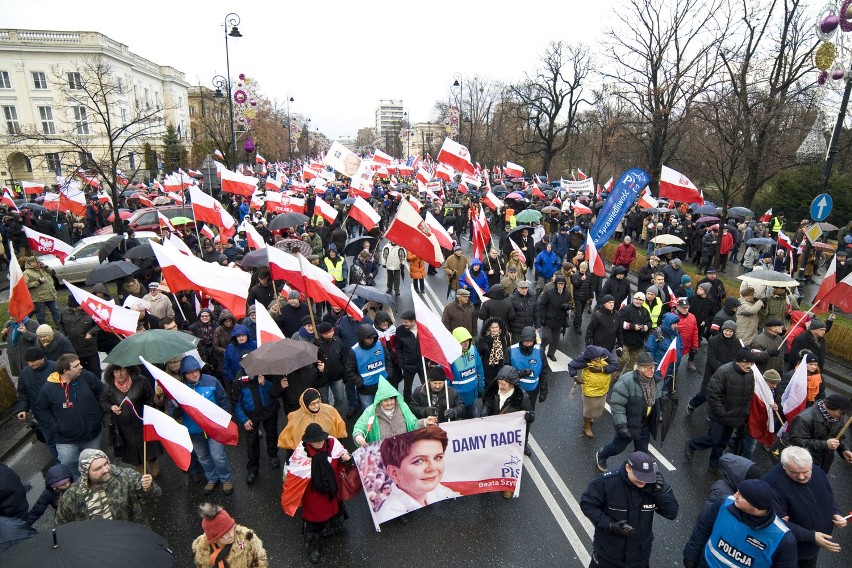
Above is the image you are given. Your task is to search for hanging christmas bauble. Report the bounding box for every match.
[233,90,248,104]
[815,41,836,71]
[244,136,255,154]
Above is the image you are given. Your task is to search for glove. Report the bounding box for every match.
[443,408,457,420]
[524,411,535,423]
[667,391,678,402]
[768,347,781,357]
[617,425,632,440]
[653,470,665,493]
[615,347,623,358]
[608,520,635,536]
[683,560,698,568]
[561,303,571,311]
[689,348,697,359]
[538,392,547,403]
[525,369,535,377]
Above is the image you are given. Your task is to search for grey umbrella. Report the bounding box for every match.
[268,212,309,230]
[737,270,800,287]
[241,248,269,268]
[726,206,753,217]
[746,237,776,247]
[85,260,140,286]
[343,284,394,306]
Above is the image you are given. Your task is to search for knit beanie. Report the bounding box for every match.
[199,503,236,543]
[36,324,54,337]
[697,282,712,296]
[737,479,774,511]
[302,388,322,409]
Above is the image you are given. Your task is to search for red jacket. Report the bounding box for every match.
[299,440,343,523]
[719,232,734,255]
[677,311,699,353]
[612,243,636,267]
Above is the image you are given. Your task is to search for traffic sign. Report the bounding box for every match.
[810,193,833,222]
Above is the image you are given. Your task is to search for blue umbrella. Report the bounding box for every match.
[340,197,356,205]
[692,203,717,215]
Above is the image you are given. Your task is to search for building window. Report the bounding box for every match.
[45,152,61,173]
[32,71,48,90]
[128,151,136,170]
[155,92,160,108]
[144,88,150,109]
[120,107,128,125]
[73,106,89,134]
[116,78,123,94]
[0,71,10,89]
[37,106,55,134]
[2,106,20,134]
[67,72,83,90]
[177,96,183,109]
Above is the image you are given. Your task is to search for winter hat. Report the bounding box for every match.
[600,294,615,304]
[247,305,257,316]
[427,367,447,382]
[762,369,782,384]
[46,464,74,489]
[735,348,755,363]
[680,275,691,285]
[302,423,328,444]
[456,288,471,296]
[706,266,717,273]
[517,280,531,288]
[646,285,660,296]
[697,282,712,296]
[288,290,301,300]
[809,319,826,330]
[199,503,236,543]
[495,365,520,386]
[79,448,109,478]
[400,310,416,321]
[633,292,646,301]
[148,282,159,289]
[636,352,655,366]
[36,324,54,337]
[317,322,333,334]
[24,347,45,361]
[626,451,656,483]
[764,319,783,328]
[301,315,314,326]
[67,295,80,308]
[302,388,322,408]
[452,245,462,253]
[737,479,774,511]
[824,394,852,412]
[672,258,682,268]
[721,320,738,332]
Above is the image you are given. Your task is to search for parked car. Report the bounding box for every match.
[95,205,194,235]
[39,231,158,284]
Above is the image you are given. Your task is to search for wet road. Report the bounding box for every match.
[6,235,852,568]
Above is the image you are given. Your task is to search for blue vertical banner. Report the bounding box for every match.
[588,168,650,249]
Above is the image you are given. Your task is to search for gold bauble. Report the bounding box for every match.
[815,42,837,71]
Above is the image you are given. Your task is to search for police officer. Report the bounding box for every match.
[509,326,550,411]
[580,451,679,568]
[682,479,797,568]
[343,324,386,411]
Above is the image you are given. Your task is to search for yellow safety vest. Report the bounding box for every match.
[772,217,783,233]
[324,256,343,282]
[643,299,663,327]
[509,215,517,229]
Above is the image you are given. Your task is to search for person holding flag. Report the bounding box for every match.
[458,259,489,306]
[645,313,682,387]
[788,393,852,474]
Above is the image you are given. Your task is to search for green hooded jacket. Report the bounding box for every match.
[352,376,421,443]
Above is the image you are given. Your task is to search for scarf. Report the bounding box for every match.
[308,443,338,499]
[488,335,504,366]
[10,317,28,346]
[209,542,232,568]
[816,399,841,424]
[638,374,657,408]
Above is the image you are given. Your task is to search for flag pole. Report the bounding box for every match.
[143,439,147,476]
[444,375,452,422]
[340,282,359,319]
[833,414,852,440]
[306,297,320,338]
[781,300,820,346]
[171,293,188,324]
[421,355,431,409]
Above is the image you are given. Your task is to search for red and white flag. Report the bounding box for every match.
[189,186,236,238]
[437,137,474,175]
[416,168,431,188]
[385,198,444,268]
[572,201,593,216]
[504,161,524,178]
[64,280,138,336]
[214,149,225,161]
[586,233,606,277]
[281,436,346,516]
[97,192,113,206]
[267,247,307,294]
[166,234,193,256]
[667,286,678,310]
[425,211,454,250]
[220,167,259,197]
[348,196,380,231]
[821,270,852,313]
[255,153,267,165]
[313,198,338,225]
[23,227,74,264]
[657,337,678,379]
[158,211,176,233]
[637,187,659,210]
[142,405,192,471]
[239,220,266,250]
[435,162,454,182]
[298,254,363,320]
[777,230,794,252]
[371,149,393,165]
[658,165,703,204]
[482,190,504,211]
[59,183,87,216]
[1,188,19,211]
[255,301,285,347]
[167,191,185,204]
[21,181,45,195]
[576,168,588,181]
[407,195,423,212]
[779,356,809,435]
[412,289,463,375]
[151,241,251,318]
[42,192,60,212]
[141,357,239,446]
[265,174,283,191]
[461,268,486,302]
[200,224,216,241]
[604,176,614,193]
[8,248,34,321]
[759,208,772,223]
[130,192,154,207]
[747,367,776,448]
[811,254,836,314]
[76,169,101,190]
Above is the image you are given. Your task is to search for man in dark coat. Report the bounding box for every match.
[789,317,833,370]
[618,292,652,374]
[394,312,421,403]
[788,394,852,474]
[477,284,515,329]
[586,294,623,354]
[709,296,741,336]
[440,288,477,338]
[58,296,100,375]
[697,268,726,312]
[409,367,465,423]
[688,320,740,413]
[245,268,276,314]
[313,322,347,417]
[508,280,539,342]
[686,349,755,474]
[581,451,679,568]
[599,266,631,309]
[689,282,717,339]
[636,256,660,297]
[537,274,572,360]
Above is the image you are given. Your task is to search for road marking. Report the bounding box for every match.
[550,351,677,472]
[423,278,446,314]
[528,435,595,538]
[524,457,592,565]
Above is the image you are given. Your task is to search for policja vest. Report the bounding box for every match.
[352,342,386,387]
[704,496,789,568]
[510,343,543,392]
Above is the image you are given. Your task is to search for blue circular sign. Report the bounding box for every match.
[810,193,833,222]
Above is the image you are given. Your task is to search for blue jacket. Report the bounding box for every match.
[458,259,489,304]
[450,346,485,406]
[233,377,279,424]
[552,231,571,259]
[15,359,56,414]
[645,312,682,383]
[174,356,231,436]
[222,324,257,383]
[534,249,560,280]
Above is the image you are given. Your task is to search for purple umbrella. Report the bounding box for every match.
[506,192,524,199]
[696,216,720,223]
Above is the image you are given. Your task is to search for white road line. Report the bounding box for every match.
[524,457,592,566]
[528,435,596,539]
[550,351,677,472]
[423,278,446,314]
[418,282,443,315]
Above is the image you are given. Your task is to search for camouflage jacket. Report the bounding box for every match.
[55,465,161,526]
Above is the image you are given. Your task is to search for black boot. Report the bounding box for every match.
[308,534,321,564]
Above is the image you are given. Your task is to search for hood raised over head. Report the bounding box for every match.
[660,312,680,336]
[356,324,379,348]
[218,309,235,323]
[470,258,483,270]
[179,355,203,375]
[486,284,507,300]
[230,324,252,340]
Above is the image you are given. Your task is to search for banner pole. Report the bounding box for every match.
[421,355,431,409]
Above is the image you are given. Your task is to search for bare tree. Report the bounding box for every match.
[509,41,592,175]
[11,56,172,233]
[574,85,637,183]
[604,0,728,191]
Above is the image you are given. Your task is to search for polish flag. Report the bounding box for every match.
[21,181,45,195]
[167,191,184,204]
[23,227,74,264]
[586,233,606,277]
[76,169,101,190]
[281,436,346,516]
[1,188,19,211]
[59,183,87,216]
[747,367,776,448]
[460,172,481,188]
[532,185,546,200]
[385,198,444,268]
[416,168,431,187]
[572,201,593,215]
[637,187,659,209]
[349,196,380,231]
[158,211,176,233]
[200,224,216,241]
[97,192,113,206]
[576,168,588,181]
[214,149,225,161]
[255,301,285,347]
[759,208,772,223]
[604,176,614,192]
[408,195,423,212]
[64,280,138,336]
[220,167,259,197]
[412,288,462,375]
[457,181,469,195]
[372,149,393,165]
[348,184,372,199]
[42,193,60,212]
[141,357,239,446]
[313,198,338,225]
[152,180,165,192]
[8,248,34,321]
[265,174,282,191]
[189,186,236,238]
[131,192,154,207]
[298,254,363,321]
[657,337,679,379]
[821,270,852,313]
[779,356,809,435]
[504,161,524,178]
[167,233,193,256]
[435,162,455,182]
[142,405,192,471]
[255,153,267,165]
[461,268,486,303]
[238,220,266,250]
[425,211,454,250]
[509,238,524,259]
[811,255,836,314]
[482,190,504,211]
[151,241,251,319]
[658,165,703,204]
[267,247,308,294]
[437,137,475,175]
[163,174,181,192]
[667,286,678,310]
[274,195,305,215]
[777,230,794,253]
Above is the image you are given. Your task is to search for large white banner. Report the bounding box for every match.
[322,141,362,178]
[354,412,527,530]
[560,178,595,193]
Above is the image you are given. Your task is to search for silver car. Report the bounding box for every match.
[39,231,159,284]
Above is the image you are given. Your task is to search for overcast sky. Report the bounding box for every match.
[5,0,615,138]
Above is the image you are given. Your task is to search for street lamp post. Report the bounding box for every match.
[211,75,231,165]
[223,12,242,169]
[286,95,294,166]
[452,73,462,141]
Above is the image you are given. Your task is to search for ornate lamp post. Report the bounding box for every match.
[452,73,463,141]
[286,95,294,165]
[222,13,242,168]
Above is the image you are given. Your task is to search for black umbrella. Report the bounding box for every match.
[85,260,140,285]
[726,206,753,217]
[652,246,683,256]
[506,225,534,240]
[746,237,775,247]
[642,207,671,214]
[241,248,269,268]
[658,388,678,444]
[240,338,319,377]
[123,243,155,259]
[2,518,174,568]
[692,204,718,215]
[97,235,125,263]
[268,212,309,231]
[343,284,394,306]
[342,236,377,257]
[18,202,49,213]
